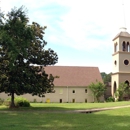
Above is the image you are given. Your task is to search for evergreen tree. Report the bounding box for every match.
[0,6,58,108]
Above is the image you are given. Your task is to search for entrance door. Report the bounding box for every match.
[72,99,75,103]
[59,99,62,103]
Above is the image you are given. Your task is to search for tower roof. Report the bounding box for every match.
[113,28,130,41]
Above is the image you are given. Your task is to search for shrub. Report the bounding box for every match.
[15,97,30,107]
[106,97,115,102]
[4,97,30,107]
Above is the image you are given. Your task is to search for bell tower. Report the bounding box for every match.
[111,27,130,97]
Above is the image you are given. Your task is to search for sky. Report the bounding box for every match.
[1,0,130,73]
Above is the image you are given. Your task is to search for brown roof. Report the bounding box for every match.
[113,31,130,41]
[44,66,103,87]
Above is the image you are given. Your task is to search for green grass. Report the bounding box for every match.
[0,107,130,130]
[0,102,130,130]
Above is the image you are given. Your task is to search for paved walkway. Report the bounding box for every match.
[0,105,130,113]
[46,105,130,113]
[72,105,130,113]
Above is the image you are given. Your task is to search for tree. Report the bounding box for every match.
[0,6,58,108]
[100,72,111,84]
[115,82,130,101]
[88,81,106,102]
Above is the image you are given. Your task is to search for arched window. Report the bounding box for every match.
[125,80,129,87]
[125,80,129,92]
[122,41,126,51]
[114,81,117,94]
[127,42,130,52]
[114,43,118,52]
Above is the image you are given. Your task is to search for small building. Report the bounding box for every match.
[43,66,103,103]
[0,66,103,103]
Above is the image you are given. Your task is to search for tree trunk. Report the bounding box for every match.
[10,92,16,108]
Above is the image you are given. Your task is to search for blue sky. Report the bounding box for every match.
[1,0,130,73]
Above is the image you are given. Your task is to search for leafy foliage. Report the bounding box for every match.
[106,96,115,102]
[100,72,111,84]
[0,6,58,108]
[14,96,30,107]
[115,82,130,101]
[4,96,30,107]
[88,81,106,102]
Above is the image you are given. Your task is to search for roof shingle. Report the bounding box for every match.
[44,66,103,87]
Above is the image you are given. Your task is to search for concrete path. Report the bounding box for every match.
[73,105,130,113]
[0,105,130,113]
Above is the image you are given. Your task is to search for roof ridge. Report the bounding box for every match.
[45,66,98,68]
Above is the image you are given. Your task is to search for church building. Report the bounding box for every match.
[0,66,103,103]
[111,27,130,98]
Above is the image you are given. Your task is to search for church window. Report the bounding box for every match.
[85,99,87,103]
[72,90,75,93]
[114,81,117,94]
[59,99,62,103]
[122,41,126,51]
[72,99,75,103]
[125,80,129,91]
[60,89,63,94]
[125,80,129,86]
[114,43,118,52]
[114,60,117,65]
[127,42,130,52]
[124,59,129,65]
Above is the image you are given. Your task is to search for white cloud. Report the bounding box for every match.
[1,0,130,52]
[1,0,130,40]
[1,0,130,73]
[37,0,130,51]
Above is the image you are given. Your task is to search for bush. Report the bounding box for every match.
[15,97,30,107]
[106,97,115,102]
[4,97,30,107]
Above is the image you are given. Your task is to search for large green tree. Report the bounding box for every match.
[88,81,106,102]
[0,6,58,108]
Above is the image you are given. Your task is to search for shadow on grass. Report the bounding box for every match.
[0,106,82,111]
[0,107,130,130]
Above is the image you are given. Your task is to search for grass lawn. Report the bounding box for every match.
[0,102,130,130]
[30,101,130,110]
[0,101,130,111]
